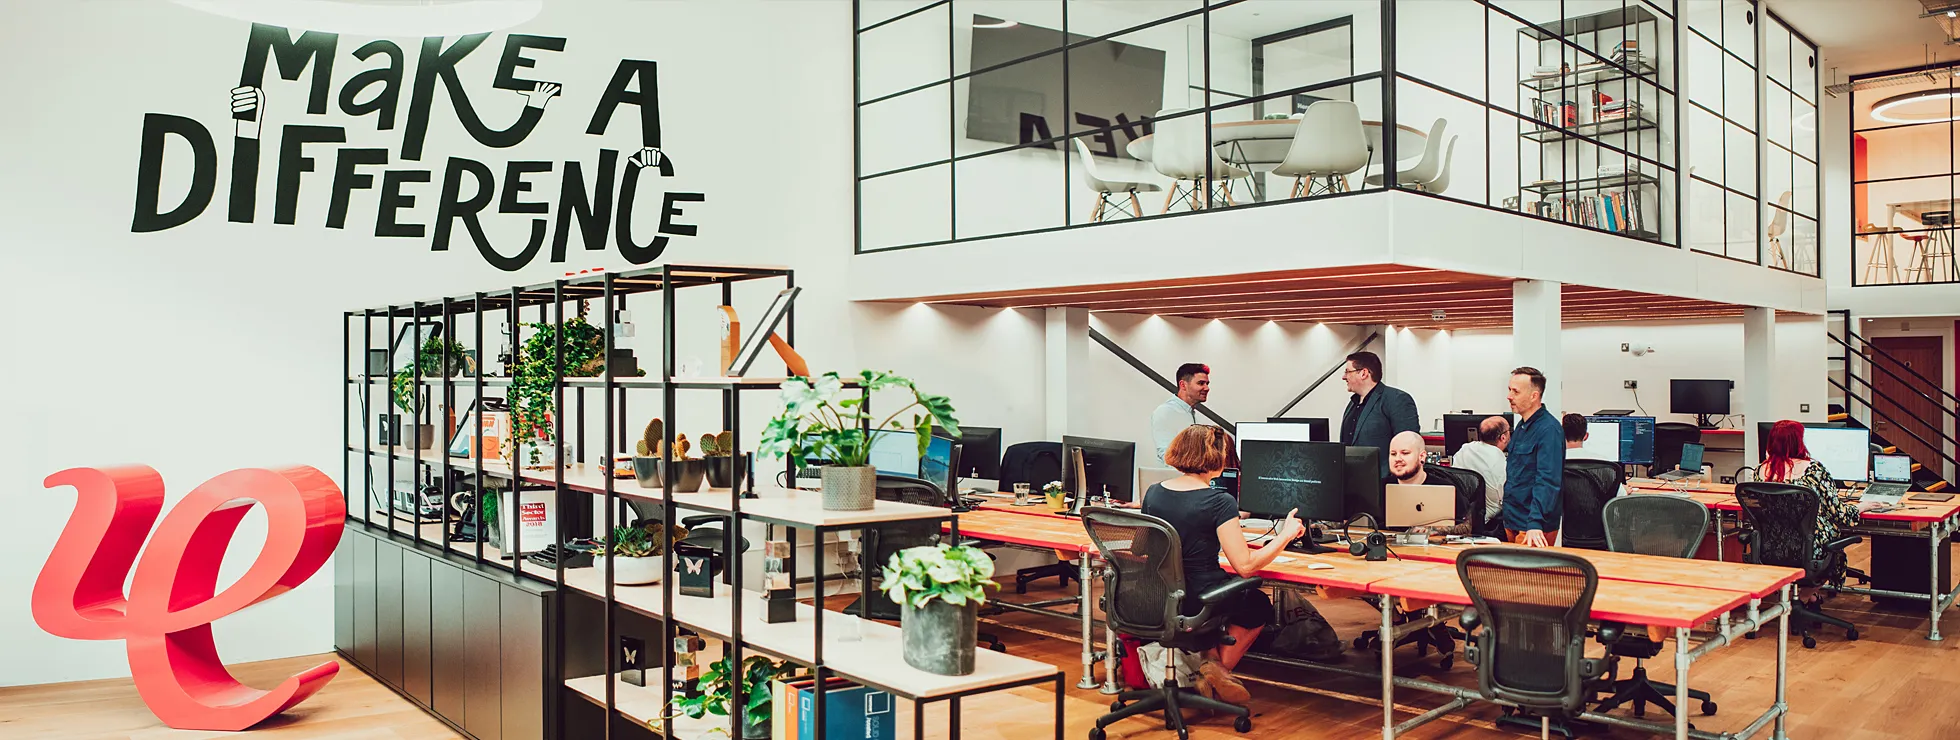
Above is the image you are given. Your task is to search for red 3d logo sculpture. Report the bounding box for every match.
[33,465,345,731]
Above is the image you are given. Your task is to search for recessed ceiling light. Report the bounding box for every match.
[1948,10,1956,17]
[171,0,543,37]
[973,19,1019,29]
[1870,89,1960,124]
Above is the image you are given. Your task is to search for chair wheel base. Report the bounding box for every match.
[1088,728,1107,740]
[1702,701,1718,716]
[1802,635,1818,649]
[1235,715,1253,732]
[1847,628,1860,641]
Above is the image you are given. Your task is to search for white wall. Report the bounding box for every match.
[0,0,866,687]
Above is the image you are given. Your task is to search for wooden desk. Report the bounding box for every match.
[1368,565,1750,630]
[1255,550,1449,598]
[1389,544,1799,598]
[948,508,1092,552]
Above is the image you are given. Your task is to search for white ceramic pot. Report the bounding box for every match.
[605,556,663,585]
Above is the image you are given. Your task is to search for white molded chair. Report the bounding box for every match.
[1150,108,1250,212]
[1767,191,1792,269]
[1271,100,1371,198]
[1073,138,1161,222]
[1365,118,1449,191]
[1423,136,1460,195]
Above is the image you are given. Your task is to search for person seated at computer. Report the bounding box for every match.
[1761,420,1878,592]
[1451,416,1509,526]
[1143,424,1304,704]
[1562,413,1628,497]
[1386,431,1473,536]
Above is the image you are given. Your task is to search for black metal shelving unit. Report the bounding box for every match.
[339,264,1064,740]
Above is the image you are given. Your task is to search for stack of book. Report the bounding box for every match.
[1596,99,1642,123]
[1530,98,1578,128]
[1518,189,1646,234]
[770,676,896,740]
[1611,40,1643,68]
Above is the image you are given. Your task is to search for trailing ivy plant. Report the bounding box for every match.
[505,315,605,464]
[661,655,794,732]
[758,370,960,469]
[390,336,471,416]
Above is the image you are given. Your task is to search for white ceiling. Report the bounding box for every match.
[1769,0,1953,78]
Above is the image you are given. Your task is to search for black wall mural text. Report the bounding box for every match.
[130,24,701,271]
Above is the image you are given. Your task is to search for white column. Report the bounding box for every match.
[1044,307,1090,439]
[1513,280,1564,413]
[1743,307,1777,462]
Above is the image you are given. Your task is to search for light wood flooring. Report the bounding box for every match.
[10,543,1960,739]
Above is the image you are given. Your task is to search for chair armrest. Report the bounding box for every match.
[1823,535,1862,553]
[1196,577,1264,604]
[680,514,724,529]
[1458,606,1480,633]
[1595,621,1625,645]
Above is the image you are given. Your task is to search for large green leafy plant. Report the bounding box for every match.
[505,315,605,463]
[391,336,471,416]
[663,655,794,731]
[882,544,998,609]
[758,371,960,469]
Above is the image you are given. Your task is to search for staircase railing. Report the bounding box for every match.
[1829,329,1959,480]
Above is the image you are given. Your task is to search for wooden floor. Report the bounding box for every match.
[11,542,1960,739]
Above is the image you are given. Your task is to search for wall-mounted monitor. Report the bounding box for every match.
[965,15,1165,159]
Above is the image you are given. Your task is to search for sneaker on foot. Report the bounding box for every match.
[1198,660,1251,704]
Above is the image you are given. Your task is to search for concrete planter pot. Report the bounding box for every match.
[820,466,876,511]
[602,556,662,585]
[901,598,978,676]
[705,453,749,490]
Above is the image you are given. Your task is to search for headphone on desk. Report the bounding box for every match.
[1349,530,1389,561]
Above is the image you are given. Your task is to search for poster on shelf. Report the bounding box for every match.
[497,488,556,556]
[448,408,508,459]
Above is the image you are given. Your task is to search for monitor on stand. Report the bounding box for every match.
[1670,379,1734,429]
[1061,435,1137,511]
[946,426,1002,483]
[1443,413,1516,457]
[1343,446,1386,530]
[1237,440,1346,553]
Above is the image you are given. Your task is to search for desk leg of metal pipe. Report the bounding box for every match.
[1774,583,1790,740]
[1076,553,1099,689]
[1101,599,1122,694]
[1931,519,1946,642]
[1053,673,1066,740]
[1674,626,1691,740]
[1381,596,1396,738]
[1716,511,1725,562]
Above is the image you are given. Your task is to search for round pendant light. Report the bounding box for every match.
[171,0,544,37]
[1870,88,1960,125]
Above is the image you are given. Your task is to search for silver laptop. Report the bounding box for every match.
[1385,484,1457,529]
[1863,454,1913,505]
[1656,443,1705,481]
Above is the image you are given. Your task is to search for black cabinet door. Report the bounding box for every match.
[463,572,503,740]
[502,586,547,740]
[403,550,433,705]
[430,559,467,725]
[376,542,404,688]
[333,530,353,654]
[353,532,377,671]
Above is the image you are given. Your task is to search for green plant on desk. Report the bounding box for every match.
[506,315,605,464]
[883,544,998,607]
[661,655,794,735]
[758,370,962,468]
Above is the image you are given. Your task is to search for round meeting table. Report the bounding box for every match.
[1125,118,1428,171]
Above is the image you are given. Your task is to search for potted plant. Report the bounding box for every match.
[882,544,998,676]
[600,524,685,585]
[1042,480,1067,513]
[632,419,707,492]
[506,314,606,467]
[700,431,748,490]
[759,371,960,511]
[662,655,794,739]
[391,335,471,449]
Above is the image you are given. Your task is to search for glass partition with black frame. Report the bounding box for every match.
[855,0,1388,253]
[1683,0,1759,264]
[854,0,1813,262]
[1394,0,1678,246]
[1851,61,1960,287]
[1763,11,1819,276]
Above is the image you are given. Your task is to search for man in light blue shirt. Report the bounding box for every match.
[1151,363,1210,463]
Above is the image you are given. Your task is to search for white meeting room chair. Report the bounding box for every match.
[1422,136,1460,195]
[1271,100,1371,198]
[1767,191,1792,270]
[1150,107,1250,212]
[1364,117,1449,191]
[1073,138,1161,222]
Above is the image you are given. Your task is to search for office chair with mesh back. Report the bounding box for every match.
[1458,548,1612,740]
[1733,482,1861,648]
[1651,423,1703,477]
[1560,460,1621,551]
[1354,464,1483,667]
[847,474,1006,651]
[1595,495,1718,719]
[999,442,1080,593]
[1081,507,1255,740]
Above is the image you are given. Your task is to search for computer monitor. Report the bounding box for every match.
[1061,435,1137,504]
[1584,415,1656,465]
[1259,417,1331,441]
[1343,446,1386,527]
[921,436,955,493]
[867,429,949,479]
[1670,379,1733,428]
[946,426,1002,479]
[1755,420,1847,447]
[1802,427,1872,483]
[1873,453,1913,484]
[1236,440,1346,521]
[1442,413,1516,456]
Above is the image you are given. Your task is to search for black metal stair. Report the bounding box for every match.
[1827,326,1959,493]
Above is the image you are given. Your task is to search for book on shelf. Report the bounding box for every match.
[777,677,895,740]
[1515,188,1646,235]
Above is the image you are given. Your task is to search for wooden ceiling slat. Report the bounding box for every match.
[909,265,1444,305]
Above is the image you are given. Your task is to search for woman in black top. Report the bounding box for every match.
[1140,425,1304,703]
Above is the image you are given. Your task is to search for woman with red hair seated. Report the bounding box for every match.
[1759,420,1878,586]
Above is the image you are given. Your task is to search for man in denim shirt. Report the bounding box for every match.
[1502,367,1563,547]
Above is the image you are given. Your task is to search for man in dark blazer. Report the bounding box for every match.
[1338,350,1421,479]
